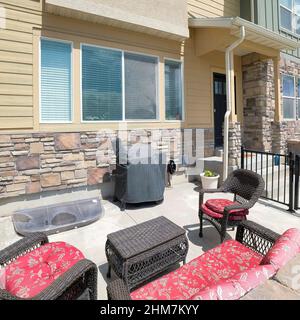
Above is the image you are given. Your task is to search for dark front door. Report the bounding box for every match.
[213,73,227,148]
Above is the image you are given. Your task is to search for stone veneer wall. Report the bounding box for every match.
[242,53,300,155]
[228,122,241,169]
[242,53,275,152]
[0,128,214,199]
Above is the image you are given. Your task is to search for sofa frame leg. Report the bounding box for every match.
[199,210,203,238]
[107,265,112,279]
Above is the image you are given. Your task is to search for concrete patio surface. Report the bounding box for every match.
[1,182,300,300]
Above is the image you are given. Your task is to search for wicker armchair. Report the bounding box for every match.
[0,233,98,300]
[199,169,265,243]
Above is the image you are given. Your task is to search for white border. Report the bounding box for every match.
[163,58,185,122]
[80,42,160,123]
[39,37,74,124]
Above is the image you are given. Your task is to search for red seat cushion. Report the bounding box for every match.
[4,242,84,299]
[261,228,300,270]
[201,204,247,221]
[206,199,249,215]
[131,240,263,300]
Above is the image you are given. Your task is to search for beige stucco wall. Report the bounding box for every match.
[188,0,240,18]
[45,0,189,40]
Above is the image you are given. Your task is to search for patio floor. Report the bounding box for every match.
[1,181,300,300]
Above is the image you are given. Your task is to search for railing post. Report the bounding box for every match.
[289,152,295,212]
[295,155,300,210]
[241,146,244,169]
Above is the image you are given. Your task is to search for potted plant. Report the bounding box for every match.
[200,170,220,189]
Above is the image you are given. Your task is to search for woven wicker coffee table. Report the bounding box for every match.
[105,216,189,290]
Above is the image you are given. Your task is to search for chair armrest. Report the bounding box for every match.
[34,259,98,300]
[224,202,252,213]
[0,233,48,266]
[236,221,280,256]
[107,278,132,300]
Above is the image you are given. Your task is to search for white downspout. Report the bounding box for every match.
[223,26,245,181]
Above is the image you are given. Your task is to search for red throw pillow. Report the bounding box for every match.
[261,229,300,269]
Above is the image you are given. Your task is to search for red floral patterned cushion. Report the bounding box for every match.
[190,265,276,300]
[261,228,300,270]
[4,242,84,299]
[205,199,249,216]
[201,204,247,221]
[131,240,262,300]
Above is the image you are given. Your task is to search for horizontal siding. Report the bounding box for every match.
[0,117,33,129]
[188,0,240,18]
[0,106,33,117]
[0,0,42,131]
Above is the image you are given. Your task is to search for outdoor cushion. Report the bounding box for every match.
[190,265,276,300]
[261,228,300,270]
[131,239,263,300]
[205,199,249,216]
[201,204,247,222]
[4,242,84,299]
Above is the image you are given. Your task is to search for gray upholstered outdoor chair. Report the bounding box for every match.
[198,169,265,243]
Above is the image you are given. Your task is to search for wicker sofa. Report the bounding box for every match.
[0,233,98,300]
[107,221,300,300]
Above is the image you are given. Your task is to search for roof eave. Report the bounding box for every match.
[188,17,300,51]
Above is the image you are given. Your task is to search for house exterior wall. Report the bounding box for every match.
[0,0,42,130]
[188,0,240,18]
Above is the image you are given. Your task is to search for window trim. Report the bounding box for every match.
[39,37,74,124]
[282,74,297,120]
[163,57,185,122]
[80,42,160,123]
[279,0,300,38]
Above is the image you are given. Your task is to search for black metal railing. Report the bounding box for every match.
[241,147,295,211]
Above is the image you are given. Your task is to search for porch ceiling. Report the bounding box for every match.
[189,17,300,56]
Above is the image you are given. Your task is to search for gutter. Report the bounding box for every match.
[223,26,245,180]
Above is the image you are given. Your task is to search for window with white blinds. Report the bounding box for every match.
[40,39,72,122]
[124,53,158,120]
[82,45,123,121]
[165,60,183,120]
[82,45,158,121]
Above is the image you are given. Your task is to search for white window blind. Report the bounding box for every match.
[124,53,158,120]
[40,39,72,122]
[82,45,123,121]
[165,60,183,120]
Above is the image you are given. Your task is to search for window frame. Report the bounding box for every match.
[39,37,74,124]
[80,42,160,123]
[282,74,297,120]
[279,0,300,37]
[164,58,185,122]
